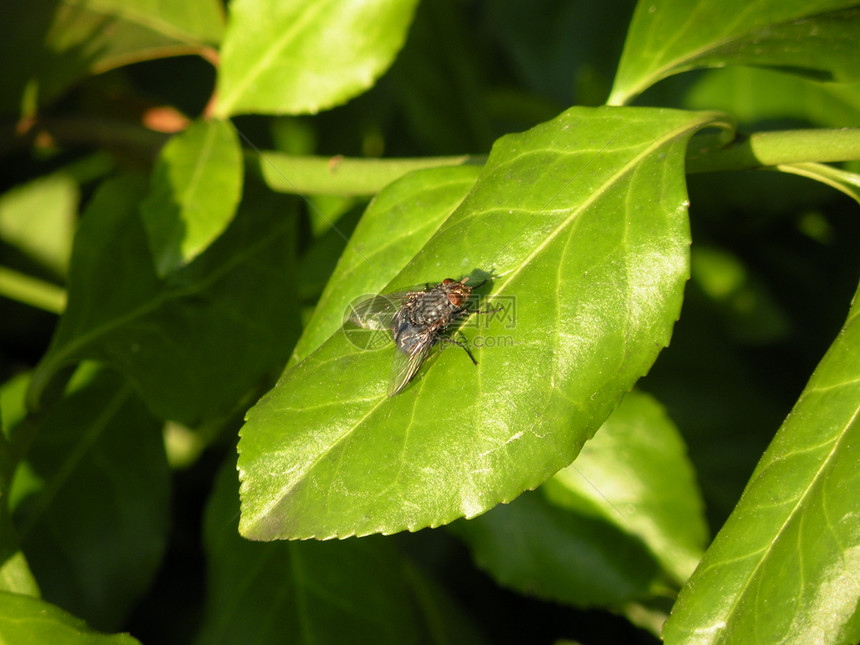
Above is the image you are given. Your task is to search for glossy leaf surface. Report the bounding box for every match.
[663,281,860,644]
[610,0,860,105]
[238,106,725,540]
[216,0,419,116]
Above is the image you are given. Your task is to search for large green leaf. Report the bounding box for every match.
[215,0,419,116]
[238,106,727,540]
[663,280,860,644]
[12,365,168,631]
[451,390,706,607]
[27,178,301,424]
[0,592,140,645]
[195,460,485,644]
[609,0,860,106]
[0,0,224,115]
[140,119,243,276]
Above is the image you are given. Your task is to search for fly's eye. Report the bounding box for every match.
[447,292,464,307]
[442,278,455,285]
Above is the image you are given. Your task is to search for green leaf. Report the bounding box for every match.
[0,174,76,277]
[0,0,224,116]
[290,164,482,365]
[0,376,39,599]
[452,390,707,607]
[683,67,860,129]
[663,280,860,644]
[551,390,708,585]
[775,162,860,205]
[215,0,419,116]
[0,592,140,645]
[140,119,243,276]
[28,177,301,424]
[12,365,169,631]
[609,0,860,106]
[195,460,485,644]
[238,106,726,540]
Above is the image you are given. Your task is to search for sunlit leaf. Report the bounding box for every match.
[238,106,727,540]
[216,0,419,116]
[610,0,860,106]
[0,592,140,645]
[140,119,243,275]
[663,280,860,644]
[254,152,476,197]
[0,175,75,277]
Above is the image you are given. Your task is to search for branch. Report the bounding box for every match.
[687,128,860,174]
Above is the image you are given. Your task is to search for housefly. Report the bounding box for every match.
[348,278,499,396]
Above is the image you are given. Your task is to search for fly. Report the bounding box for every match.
[348,278,500,396]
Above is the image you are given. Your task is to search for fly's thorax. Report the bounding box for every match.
[410,279,471,325]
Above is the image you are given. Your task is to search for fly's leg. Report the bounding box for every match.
[454,305,504,319]
[440,335,478,365]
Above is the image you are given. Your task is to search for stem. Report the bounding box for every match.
[0,116,169,160]
[687,128,860,174]
[249,151,486,196]
[0,267,66,314]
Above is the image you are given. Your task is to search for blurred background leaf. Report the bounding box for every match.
[0,0,223,117]
[195,459,486,645]
[10,365,168,631]
[28,177,301,424]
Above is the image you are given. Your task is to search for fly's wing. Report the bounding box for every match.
[347,292,412,331]
[388,338,433,397]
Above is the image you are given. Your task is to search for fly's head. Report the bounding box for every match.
[441,278,473,309]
